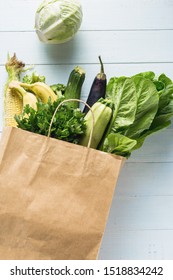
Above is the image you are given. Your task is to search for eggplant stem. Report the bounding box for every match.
[98,55,104,74]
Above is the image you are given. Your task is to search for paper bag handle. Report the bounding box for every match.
[47,99,94,148]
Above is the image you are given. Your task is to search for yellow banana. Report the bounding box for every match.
[19,81,58,103]
[9,81,37,111]
[22,91,37,111]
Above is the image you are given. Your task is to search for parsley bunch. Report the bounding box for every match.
[15,97,86,144]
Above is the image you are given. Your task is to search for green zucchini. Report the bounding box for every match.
[64,66,85,109]
[79,98,113,149]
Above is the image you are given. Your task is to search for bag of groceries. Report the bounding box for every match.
[0,126,124,260]
[1,53,172,259]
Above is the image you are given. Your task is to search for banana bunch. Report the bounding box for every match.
[19,81,58,103]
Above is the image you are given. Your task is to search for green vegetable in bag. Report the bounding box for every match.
[99,72,173,157]
[15,97,86,144]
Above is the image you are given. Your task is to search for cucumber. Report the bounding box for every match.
[79,98,113,149]
[64,66,85,109]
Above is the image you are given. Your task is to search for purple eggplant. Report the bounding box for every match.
[83,56,107,114]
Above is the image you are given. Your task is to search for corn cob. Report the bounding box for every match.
[4,53,25,127]
[4,88,23,126]
[19,82,58,103]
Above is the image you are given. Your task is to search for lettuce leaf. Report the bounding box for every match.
[122,76,159,139]
[134,83,173,149]
[99,72,173,157]
[102,133,137,158]
[105,76,137,133]
[132,71,155,81]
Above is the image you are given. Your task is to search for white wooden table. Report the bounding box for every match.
[0,0,173,260]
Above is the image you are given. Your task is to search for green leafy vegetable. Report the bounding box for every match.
[122,76,159,139]
[133,71,155,81]
[99,71,173,158]
[105,77,137,133]
[15,97,86,144]
[102,133,137,158]
[50,83,66,97]
[22,71,46,84]
[158,73,172,87]
[134,80,173,149]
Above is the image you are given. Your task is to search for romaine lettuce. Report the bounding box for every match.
[100,72,173,157]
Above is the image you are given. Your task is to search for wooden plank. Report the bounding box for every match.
[0,0,39,31]
[82,0,173,31]
[0,0,173,31]
[117,162,173,196]
[99,229,173,259]
[0,30,173,65]
[129,129,173,163]
[1,64,173,88]
[107,194,173,230]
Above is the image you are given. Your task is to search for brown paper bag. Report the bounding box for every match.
[0,126,125,260]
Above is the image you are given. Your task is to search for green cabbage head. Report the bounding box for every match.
[35,0,83,44]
